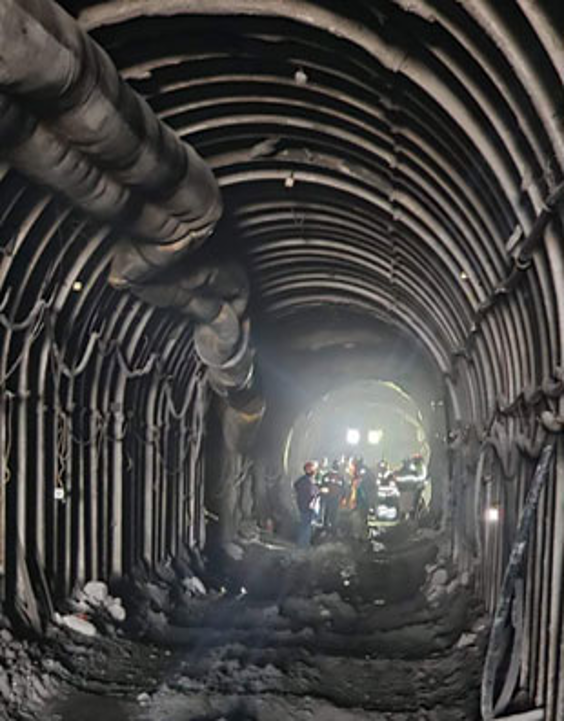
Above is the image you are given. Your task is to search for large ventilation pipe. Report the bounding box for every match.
[131,261,265,450]
[0,0,263,447]
[0,0,221,253]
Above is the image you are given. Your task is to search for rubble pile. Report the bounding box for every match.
[0,575,170,720]
[0,532,486,721]
[54,580,127,639]
[0,623,56,721]
[104,531,485,721]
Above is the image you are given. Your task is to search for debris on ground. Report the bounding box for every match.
[0,532,486,721]
[54,614,97,638]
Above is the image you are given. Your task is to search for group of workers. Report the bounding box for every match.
[293,454,428,547]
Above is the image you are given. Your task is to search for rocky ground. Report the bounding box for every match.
[0,525,487,721]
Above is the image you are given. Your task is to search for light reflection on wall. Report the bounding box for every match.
[288,380,430,474]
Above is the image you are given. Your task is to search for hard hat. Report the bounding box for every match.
[304,461,316,475]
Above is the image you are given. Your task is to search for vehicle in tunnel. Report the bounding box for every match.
[0,0,562,720]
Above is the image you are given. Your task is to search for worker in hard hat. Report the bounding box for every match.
[294,461,319,547]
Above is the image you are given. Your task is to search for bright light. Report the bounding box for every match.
[368,429,383,445]
[347,428,360,445]
[72,280,83,292]
[485,507,500,523]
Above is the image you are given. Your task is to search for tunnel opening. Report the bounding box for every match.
[284,378,433,530]
[285,379,431,473]
[245,310,448,536]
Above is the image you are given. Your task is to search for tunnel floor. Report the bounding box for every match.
[9,527,485,721]
[42,644,483,721]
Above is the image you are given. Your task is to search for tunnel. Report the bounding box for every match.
[0,0,562,720]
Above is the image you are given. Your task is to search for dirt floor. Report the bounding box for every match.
[3,526,486,721]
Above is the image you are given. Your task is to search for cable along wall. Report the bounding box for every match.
[0,166,210,613]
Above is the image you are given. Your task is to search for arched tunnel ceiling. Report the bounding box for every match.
[0,6,564,716]
[2,0,564,426]
[286,378,430,470]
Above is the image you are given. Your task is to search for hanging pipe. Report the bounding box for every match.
[0,0,223,288]
[0,0,263,446]
[0,0,222,246]
[0,94,212,253]
[129,261,264,448]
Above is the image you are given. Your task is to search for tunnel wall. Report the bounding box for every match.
[0,162,210,616]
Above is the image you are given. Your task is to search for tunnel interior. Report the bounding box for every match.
[0,0,563,720]
[285,378,430,472]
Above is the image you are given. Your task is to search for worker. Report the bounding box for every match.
[294,461,318,547]
[395,453,428,519]
[347,456,364,510]
[321,460,345,531]
[356,465,379,521]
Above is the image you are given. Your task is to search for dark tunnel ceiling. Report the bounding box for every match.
[2,0,564,420]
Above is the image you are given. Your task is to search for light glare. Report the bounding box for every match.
[347,428,360,445]
[368,429,383,445]
[486,507,500,523]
